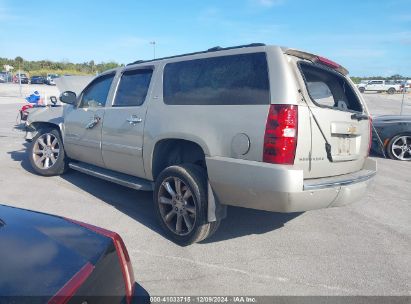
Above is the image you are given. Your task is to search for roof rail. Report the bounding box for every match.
[127,43,266,66]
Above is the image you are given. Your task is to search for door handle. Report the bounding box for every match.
[127,115,142,125]
[85,115,101,129]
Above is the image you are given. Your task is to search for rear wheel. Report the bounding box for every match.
[154,164,220,245]
[387,134,411,161]
[387,87,396,94]
[29,128,68,175]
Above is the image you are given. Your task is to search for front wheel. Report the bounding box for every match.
[387,87,396,94]
[154,164,220,245]
[359,87,365,93]
[387,134,411,161]
[29,128,68,176]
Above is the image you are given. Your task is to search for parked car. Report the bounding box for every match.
[30,75,46,84]
[400,80,411,92]
[0,72,7,83]
[0,204,136,303]
[0,72,12,83]
[371,115,411,161]
[13,73,29,84]
[25,43,377,245]
[46,73,59,85]
[358,80,401,94]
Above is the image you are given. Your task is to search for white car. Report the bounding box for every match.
[358,80,401,94]
[46,73,59,85]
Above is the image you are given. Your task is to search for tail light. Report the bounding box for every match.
[263,104,298,165]
[48,263,94,304]
[65,219,135,304]
[315,56,340,69]
[368,116,373,156]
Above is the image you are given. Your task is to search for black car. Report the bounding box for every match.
[372,115,411,161]
[0,204,136,303]
[30,76,46,84]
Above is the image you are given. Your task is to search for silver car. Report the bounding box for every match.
[25,43,377,245]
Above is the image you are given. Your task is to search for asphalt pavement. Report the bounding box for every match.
[0,84,410,296]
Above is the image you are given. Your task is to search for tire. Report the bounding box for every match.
[359,87,365,93]
[153,164,220,245]
[387,87,396,94]
[29,128,68,176]
[386,134,411,161]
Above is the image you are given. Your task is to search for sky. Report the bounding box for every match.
[0,0,410,76]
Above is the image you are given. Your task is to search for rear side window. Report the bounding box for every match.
[163,53,270,105]
[113,69,153,107]
[299,62,362,112]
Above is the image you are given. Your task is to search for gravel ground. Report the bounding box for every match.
[0,83,410,297]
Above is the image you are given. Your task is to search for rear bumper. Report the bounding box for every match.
[206,157,377,213]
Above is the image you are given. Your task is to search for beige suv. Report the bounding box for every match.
[25,43,377,245]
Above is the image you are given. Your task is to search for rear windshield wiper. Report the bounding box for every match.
[298,89,333,162]
[351,113,369,121]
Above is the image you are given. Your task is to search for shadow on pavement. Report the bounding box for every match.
[8,142,37,174]
[8,144,302,243]
[14,123,26,131]
[201,207,301,243]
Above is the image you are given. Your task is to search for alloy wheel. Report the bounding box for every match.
[32,133,60,169]
[391,136,411,160]
[158,177,197,236]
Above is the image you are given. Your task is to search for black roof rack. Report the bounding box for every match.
[127,43,266,66]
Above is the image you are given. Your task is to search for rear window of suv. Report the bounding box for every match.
[299,62,362,112]
[114,69,153,107]
[163,52,270,105]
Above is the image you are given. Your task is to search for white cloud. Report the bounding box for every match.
[333,48,386,59]
[116,36,148,48]
[254,0,284,7]
[0,0,18,22]
[397,14,411,21]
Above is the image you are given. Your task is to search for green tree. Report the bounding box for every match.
[14,56,23,64]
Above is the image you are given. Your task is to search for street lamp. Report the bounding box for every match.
[149,41,156,59]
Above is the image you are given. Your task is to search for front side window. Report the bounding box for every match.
[113,69,153,107]
[163,52,270,105]
[79,74,115,108]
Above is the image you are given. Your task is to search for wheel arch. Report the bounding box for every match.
[28,121,64,139]
[151,138,209,181]
[149,138,227,223]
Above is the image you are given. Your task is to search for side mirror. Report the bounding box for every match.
[59,91,77,105]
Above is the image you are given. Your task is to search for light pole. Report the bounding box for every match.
[18,62,22,97]
[400,84,406,115]
[149,41,156,59]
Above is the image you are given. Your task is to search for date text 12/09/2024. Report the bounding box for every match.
[150,297,257,303]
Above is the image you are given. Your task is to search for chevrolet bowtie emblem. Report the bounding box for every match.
[347,125,357,134]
